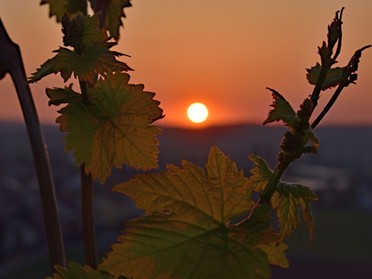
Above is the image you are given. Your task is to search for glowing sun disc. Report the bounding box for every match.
[187,103,209,123]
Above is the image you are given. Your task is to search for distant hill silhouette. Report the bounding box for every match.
[2,121,372,172]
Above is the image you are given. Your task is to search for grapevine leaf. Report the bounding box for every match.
[247,155,317,238]
[89,0,132,40]
[327,9,343,52]
[263,88,298,126]
[239,203,289,268]
[62,13,116,50]
[113,146,253,221]
[306,63,346,90]
[41,0,87,22]
[346,45,372,78]
[29,43,130,83]
[32,12,133,84]
[106,0,132,40]
[41,0,68,22]
[272,183,318,239]
[46,85,81,106]
[247,154,273,192]
[57,72,163,182]
[257,242,289,268]
[81,14,108,46]
[46,262,114,279]
[100,147,280,279]
[307,45,371,90]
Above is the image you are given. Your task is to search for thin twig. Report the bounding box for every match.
[0,19,65,271]
[311,85,344,129]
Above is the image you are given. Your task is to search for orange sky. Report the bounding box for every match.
[0,1,372,128]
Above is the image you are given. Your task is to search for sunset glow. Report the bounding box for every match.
[0,1,372,127]
[187,103,209,123]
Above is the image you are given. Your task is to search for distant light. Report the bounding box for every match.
[187,103,209,123]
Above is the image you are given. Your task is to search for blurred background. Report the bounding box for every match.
[1,0,372,278]
[0,123,372,278]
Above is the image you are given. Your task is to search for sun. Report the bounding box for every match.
[187,103,209,123]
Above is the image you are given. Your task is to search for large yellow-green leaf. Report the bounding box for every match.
[47,262,114,279]
[55,72,163,182]
[100,147,285,279]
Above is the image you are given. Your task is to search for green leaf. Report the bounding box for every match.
[41,0,68,22]
[81,14,108,46]
[106,0,132,40]
[100,146,280,279]
[30,14,131,84]
[46,85,81,106]
[57,72,163,182]
[247,155,317,239]
[89,0,132,40]
[272,183,318,239]
[263,88,298,126]
[29,43,130,83]
[306,63,346,90]
[41,0,87,22]
[114,146,253,221]
[46,262,114,279]
[247,154,273,192]
[257,242,289,268]
[238,204,289,268]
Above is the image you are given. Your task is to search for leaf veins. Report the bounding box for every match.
[54,72,163,182]
[100,147,286,279]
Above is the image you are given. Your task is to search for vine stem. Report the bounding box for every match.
[310,59,332,110]
[311,85,344,129]
[0,19,66,270]
[79,80,97,268]
[80,164,97,268]
[259,162,288,204]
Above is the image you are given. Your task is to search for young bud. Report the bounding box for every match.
[62,12,85,50]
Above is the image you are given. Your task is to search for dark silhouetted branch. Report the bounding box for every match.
[0,19,65,271]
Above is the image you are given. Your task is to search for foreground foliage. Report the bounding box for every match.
[101,146,288,278]
[27,2,369,278]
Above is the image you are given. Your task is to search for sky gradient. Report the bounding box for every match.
[0,1,372,127]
